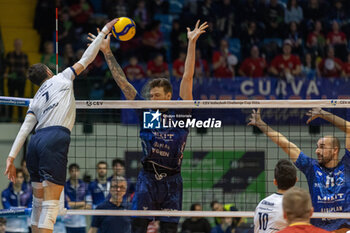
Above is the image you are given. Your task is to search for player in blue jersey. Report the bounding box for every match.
[4,18,118,233]
[88,20,208,233]
[248,108,350,232]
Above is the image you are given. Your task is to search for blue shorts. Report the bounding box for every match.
[27,126,70,186]
[132,170,183,223]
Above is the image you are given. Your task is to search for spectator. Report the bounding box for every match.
[238,0,258,24]
[216,0,237,39]
[264,0,285,37]
[1,169,32,233]
[254,159,297,233]
[147,221,160,233]
[133,0,150,34]
[195,49,210,78]
[142,21,165,61]
[317,46,343,78]
[181,203,211,233]
[0,218,6,233]
[5,38,29,120]
[64,164,91,233]
[301,53,317,79]
[306,20,326,57]
[210,218,234,233]
[172,51,186,79]
[41,41,63,73]
[58,10,75,49]
[239,45,267,78]
[88,161,110,209]
[149,0,169,18]
[147,54,169,79]
[329,0,348,24]
[20,159,32,198]
[326,20,347,61]
[285,21,303,56]
[278,187,332,233]
[108,158,135,197]
[69,0,93,30]
[63,43,75,67]
[88,176,131,233]
[284,0,303,24]
[240,21,262,58]
[107,0,128,18]
[211,201,241,228]
[197,0,215,22]
[303,0,326,25]
[33,0,55,52]
[123,56,146,80]
[212,39,236,78]
[269,40,302,80]
[170,20,187,61]
[342,53,350,78]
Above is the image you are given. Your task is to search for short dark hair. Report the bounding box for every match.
[0,217,6,225]
[97,161,107,168]
[112,158,125,168]
[16,168,23,176]
[69,163,80,171]
[190,203,201,211]
[275,159,297,190]
[28,63,50,86]
[149,78,172,94]
[210,200,219,209]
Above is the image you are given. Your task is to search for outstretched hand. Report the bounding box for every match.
[4,157,16,183]
[247,109,262,126]
[87,28,112,54]
[105,18,119,32]
[306,107,323,124]
[187,20,208,42]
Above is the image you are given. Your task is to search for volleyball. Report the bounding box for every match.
[111,17,136,41]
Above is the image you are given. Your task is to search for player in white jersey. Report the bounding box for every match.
[4,18,118,233]
[254,159,297,233]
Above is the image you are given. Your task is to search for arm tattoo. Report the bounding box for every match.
[104,51,137,100]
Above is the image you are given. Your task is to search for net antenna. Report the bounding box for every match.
[55,7,58,75]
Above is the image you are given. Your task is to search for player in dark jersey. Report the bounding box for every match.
[88,20,207,233]
[248,108,350,232]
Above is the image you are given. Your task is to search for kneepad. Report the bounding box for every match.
[38,200,59,230]
[160,221,178,233]
[131,218,151,233]
[31,197,43,226]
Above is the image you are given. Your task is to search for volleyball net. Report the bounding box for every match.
[0,96,350,223]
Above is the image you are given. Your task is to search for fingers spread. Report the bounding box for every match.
[195,20,200,29]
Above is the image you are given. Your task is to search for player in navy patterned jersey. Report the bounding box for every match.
[88,20,208,233]
[4,18,118,233]
[249,108,350,232]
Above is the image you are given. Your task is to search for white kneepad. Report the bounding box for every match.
[38,200,59,230]
[31,197,43,226]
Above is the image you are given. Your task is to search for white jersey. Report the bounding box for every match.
[28,67,76,131]
[254,193,287,233]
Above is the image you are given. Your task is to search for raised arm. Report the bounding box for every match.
[307,107,350,150]
[72,18,118,78]
[5,113,37,182]
[87,30,137,100]
[179,20,208,100]
[248,109,301,162]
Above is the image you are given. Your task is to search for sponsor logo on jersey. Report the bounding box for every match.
[317,193,345,203]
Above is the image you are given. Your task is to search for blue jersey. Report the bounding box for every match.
[294,150,350,230]
[88,180,110,208]
[136,94,189,171]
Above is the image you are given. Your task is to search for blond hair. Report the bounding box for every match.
[283,187,312,222]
